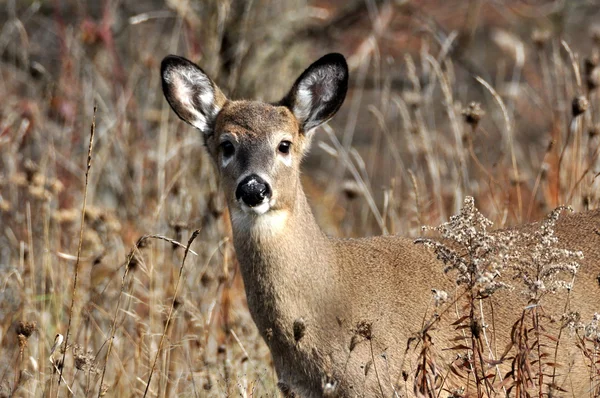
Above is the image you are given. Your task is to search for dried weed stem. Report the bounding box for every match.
[59,106,96,389]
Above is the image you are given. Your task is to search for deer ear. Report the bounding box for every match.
[280,53,348,134]
[161,55,227,135]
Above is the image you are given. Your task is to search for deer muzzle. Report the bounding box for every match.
[236,174,272,208]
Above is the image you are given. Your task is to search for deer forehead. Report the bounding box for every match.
[214,101,299,139]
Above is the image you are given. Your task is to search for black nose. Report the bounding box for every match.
[235,175,272,207]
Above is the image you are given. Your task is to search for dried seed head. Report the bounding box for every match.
[540,162,550,179]
[73,344,98,373]
[18,334,28,350]
[532,28,551,50]
[585,51,600,91]
[50,179,64,194]
[448,387,466,398]
[591,25,600,46]
[402,90,422,109]
[293,317,306,343]
[23,159,38,181]
[28,185,52,201]
[562,311,582,331]
[32,173,45,187]
[584,50,600,74]
[461,102,485,128]
[431,289,448,306]
[16,321,36,338]
[10,172,28,187]
[572,96,589,117]
[170,221,187,242]
[84,206,103,223]
[588,68,600,91]
[200,272,212,286]
[53,208,79,224]
[510,171,527,186]
[355,320,373,340]
[341,180,362,200]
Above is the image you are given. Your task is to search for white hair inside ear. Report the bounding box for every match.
[161,56,226,135]
[169,69,217,132]
[282,53,348,134]
[294,82,313,125]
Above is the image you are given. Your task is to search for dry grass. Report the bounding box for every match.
[1,0,600,396]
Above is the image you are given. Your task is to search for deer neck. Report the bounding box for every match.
[229,188,338,342]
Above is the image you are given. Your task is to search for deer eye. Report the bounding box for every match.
[278,140,292,154]
[220,141,235,158]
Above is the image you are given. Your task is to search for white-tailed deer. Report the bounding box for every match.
[161,53,600,397]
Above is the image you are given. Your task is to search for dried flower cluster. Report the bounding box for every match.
[572,96,589,117]
[461,102,485,129]
[418,198,583,303]
[72,344,99,374]
[416,198,592,396]
[417,196,514,298]
[567,312,600,340]
[584,313,600,340]
[568,312,600,395]
[508,206,583,302]
[431,289,448,307]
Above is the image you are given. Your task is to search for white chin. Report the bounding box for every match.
[240,201,270,215]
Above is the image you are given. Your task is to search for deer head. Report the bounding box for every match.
[161,53,348,220]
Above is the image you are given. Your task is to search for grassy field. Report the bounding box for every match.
[1,0,600,396]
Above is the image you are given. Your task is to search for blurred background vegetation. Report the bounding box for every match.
[1,0,600,396]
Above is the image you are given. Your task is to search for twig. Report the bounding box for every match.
[369,339,386,398]
[143,230,201,397]
[97,233,196,396]
[59,106,96,388]
[52,359,75,396]
[97,237,143,397]
[475,76,523,221]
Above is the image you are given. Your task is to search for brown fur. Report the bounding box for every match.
[234,183,600,396]
[161,53,600,397]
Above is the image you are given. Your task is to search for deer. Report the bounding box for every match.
[161,53,600,397]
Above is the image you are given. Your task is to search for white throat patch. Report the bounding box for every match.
[231,208,289,238]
